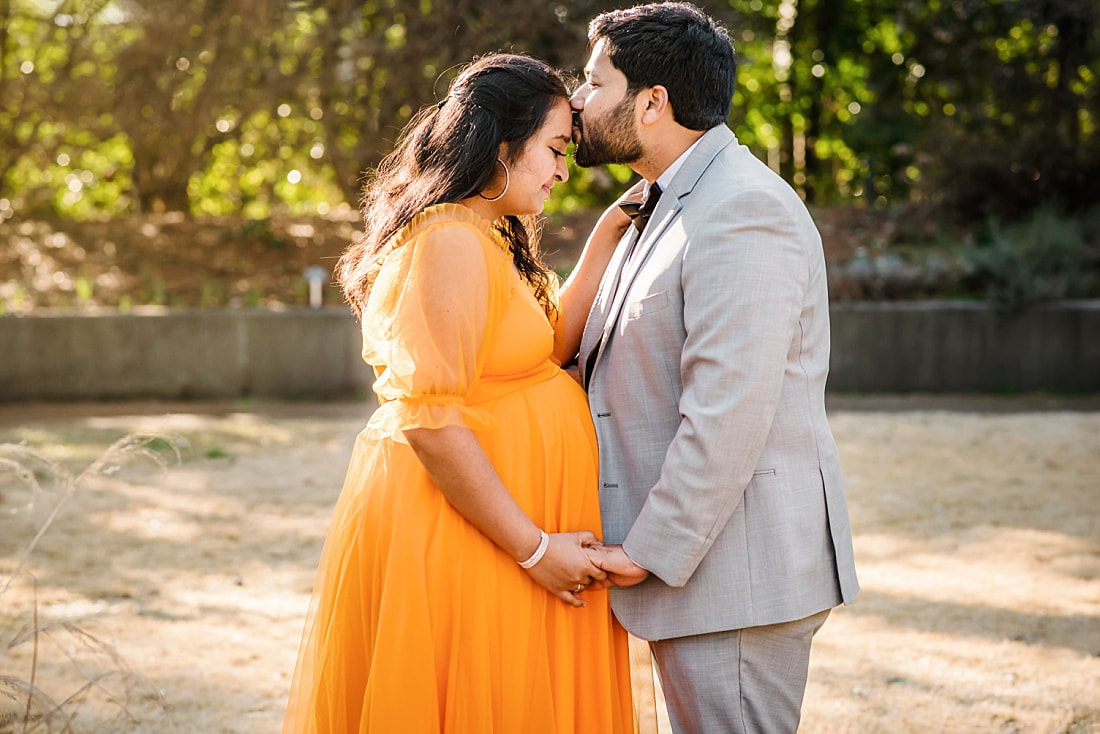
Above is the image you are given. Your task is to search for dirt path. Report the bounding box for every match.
[1,398,1097,733]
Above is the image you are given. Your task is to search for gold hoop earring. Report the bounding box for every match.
[478,158,510,202]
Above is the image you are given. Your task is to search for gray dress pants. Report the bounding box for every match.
[650,609,831,734]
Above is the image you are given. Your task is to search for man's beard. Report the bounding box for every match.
[572,95,643,168]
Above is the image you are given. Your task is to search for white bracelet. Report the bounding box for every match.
[517,530,550,569]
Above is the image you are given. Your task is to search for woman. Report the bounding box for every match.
[282,54,634,733]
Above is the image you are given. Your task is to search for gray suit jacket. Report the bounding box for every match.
[580,125,859,640]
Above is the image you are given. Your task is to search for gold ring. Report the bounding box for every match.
[573,584,584,593]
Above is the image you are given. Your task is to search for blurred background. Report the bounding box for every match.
[2,0,1097,314]
[1,5,1097,731]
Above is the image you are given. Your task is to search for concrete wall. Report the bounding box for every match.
[827,301,1100,393]
[1,301,1097,401]
[0,307,371,401]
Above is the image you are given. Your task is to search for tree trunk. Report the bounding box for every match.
[132,144,192,214]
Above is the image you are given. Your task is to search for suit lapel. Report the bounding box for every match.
[599,203,679,340]
[582,203,680,391]
[580,228,636,389]
[584,126,738,388]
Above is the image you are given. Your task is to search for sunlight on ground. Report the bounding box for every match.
[1,401,1097,732]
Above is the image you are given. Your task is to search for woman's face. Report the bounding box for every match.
[494,99,572,216]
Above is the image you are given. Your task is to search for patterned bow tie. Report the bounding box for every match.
[619,183,663,233]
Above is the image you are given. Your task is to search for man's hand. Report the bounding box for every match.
[584,543,650,587]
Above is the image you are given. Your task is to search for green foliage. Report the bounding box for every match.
[546,163,636,214]
[1,1,138,215]
[199,280,222,307]
[878,0,1100,219]
[188,106,345,218]
[0,0,1096,226]
[962,206,1100,309]
[74,274,93,304]
[236,219,289,250]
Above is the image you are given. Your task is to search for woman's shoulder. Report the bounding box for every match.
[391,203,508,256]
[374,204,512,294]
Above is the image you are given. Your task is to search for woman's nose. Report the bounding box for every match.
[556,156,569,183]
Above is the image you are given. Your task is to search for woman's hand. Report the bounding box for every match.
[583,178,646,249]
[553,177,655,367]
[608,178,648,226]
[523,531,608,607]
[593,179,645,239]
[553,177,651,366]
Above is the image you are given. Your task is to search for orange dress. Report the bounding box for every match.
[283,204,633,734]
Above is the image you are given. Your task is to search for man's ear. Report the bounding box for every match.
[639,85,671,126]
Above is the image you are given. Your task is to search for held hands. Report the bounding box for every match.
[523,531,607,608]
[520,534,651,607]
[583,544,649,588]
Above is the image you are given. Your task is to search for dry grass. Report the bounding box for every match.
[0,397,1097,733]
[1,435,184,732]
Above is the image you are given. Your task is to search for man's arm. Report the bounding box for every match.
[622,188,811,587]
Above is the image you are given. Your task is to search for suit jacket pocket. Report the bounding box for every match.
[625,290,669,321]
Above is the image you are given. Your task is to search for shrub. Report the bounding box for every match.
[962,205,1100,309]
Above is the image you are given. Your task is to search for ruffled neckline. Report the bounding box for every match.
[392,203,511,255]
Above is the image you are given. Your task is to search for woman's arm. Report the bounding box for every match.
[405,423,606,606]
[551,183,643,366]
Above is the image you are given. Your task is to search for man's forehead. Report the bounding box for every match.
[585,39,615,76]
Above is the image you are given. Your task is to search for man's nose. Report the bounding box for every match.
[570,88,587,111]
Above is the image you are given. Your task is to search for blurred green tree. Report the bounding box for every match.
[891,0,1100,218]
[0,0,136,217]
[0,0,1096,223]
[112,0,318,213]
[296,0,607,206]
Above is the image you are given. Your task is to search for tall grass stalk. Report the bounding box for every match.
[1,433,187,732]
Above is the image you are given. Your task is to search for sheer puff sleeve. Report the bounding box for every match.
[361,221,498,443]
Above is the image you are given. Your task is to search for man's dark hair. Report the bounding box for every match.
[589,2,736,130]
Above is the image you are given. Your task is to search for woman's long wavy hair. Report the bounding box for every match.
[337,54,570,319]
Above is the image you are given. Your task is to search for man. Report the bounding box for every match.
[572,3,860,732]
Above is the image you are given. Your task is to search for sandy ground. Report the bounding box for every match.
[0,396,1097,733]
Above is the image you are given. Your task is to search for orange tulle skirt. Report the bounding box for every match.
[282,373,633,733]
